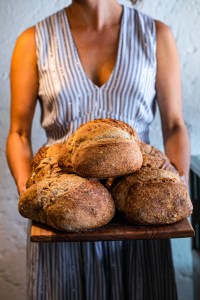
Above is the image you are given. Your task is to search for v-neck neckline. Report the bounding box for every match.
[64,6,125,91]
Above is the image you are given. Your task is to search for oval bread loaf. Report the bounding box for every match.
[111,143,193,225]
[19,174,115,232]
[58,119,143,178]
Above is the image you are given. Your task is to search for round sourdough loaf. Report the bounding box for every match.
[111,144,193,225]
[26,143,65,188]
[58,119,143,178]
[19,174,115,232]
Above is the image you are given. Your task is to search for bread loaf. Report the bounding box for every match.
[26,143,65,188]
[111,144,193,225]
[19,174,115,232]
[140,141,178,174]
[58,119,143,178]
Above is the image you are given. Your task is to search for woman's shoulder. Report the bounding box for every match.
[129,7,175,43]
[155,20,174,38]
[128,6,155,24]
[127,7,173,35]
[14,26,36,55]
[126,6,156,35]
[155,20,176,49]
[36,8,66,27]
[15,8,66,48]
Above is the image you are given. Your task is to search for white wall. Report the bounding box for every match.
[0,1,199,299]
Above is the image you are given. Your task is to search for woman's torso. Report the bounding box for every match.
[36,5,157,145]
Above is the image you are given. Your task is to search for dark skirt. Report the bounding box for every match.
[27,238,177,300]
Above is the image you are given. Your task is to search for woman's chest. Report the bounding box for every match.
[70,26,121,87]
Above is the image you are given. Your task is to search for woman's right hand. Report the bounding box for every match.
[17,182,27,196]
[16,174,29,196]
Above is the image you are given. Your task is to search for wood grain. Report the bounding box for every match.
[30,215,194,243]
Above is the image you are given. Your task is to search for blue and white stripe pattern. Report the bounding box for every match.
[36,6,157,145]
[28,6,178,300]
[28,238,177,300]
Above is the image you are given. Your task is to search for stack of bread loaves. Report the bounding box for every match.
[18,119,193,231]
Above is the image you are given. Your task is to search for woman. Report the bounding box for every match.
[7,0,190,299]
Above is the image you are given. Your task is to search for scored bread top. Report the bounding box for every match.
[26,143,65,188]
[67,118,140,150]
[74,119,140,140]
[58,118,141,172]
[140,142,178,174]
[31,143,64,169]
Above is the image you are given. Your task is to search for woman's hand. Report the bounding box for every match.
[180,174,188,186]
[16,174,29,196]
[18,183,27,196]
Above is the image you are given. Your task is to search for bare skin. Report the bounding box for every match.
[65,0,123,87]
[6,0,190,195]
[155,21,190,182]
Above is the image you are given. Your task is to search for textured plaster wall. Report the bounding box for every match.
[0,1,199,299]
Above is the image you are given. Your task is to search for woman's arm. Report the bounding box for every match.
[155,20,190,184]
[6,26,38,195]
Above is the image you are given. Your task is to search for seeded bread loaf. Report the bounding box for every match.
[19,174,115,232]
[111,144,193,225]
[58,119,143,178]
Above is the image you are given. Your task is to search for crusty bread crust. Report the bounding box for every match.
[72,140,143,178]
[19,174,115,232]
[26,143,65,188]
[111,143,193,225]
[58,118,143,178]
[112,173,192,224]
[140,141,178,173]
[21,121,192,229]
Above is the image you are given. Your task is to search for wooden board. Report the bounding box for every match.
[30,215,194,243]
